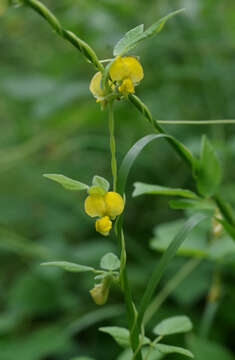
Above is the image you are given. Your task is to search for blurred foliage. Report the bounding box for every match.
[1,0,235,359]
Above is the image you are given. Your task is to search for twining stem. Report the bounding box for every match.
[23,0,103,71]
[108,101,117,192]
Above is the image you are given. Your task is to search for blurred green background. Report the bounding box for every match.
[1,0,235,359]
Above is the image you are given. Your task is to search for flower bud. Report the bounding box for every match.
[95,216,112,236]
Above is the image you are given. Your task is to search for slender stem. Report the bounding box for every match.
[144,336,163,360]
[158,120,235,125]
[23,0,103,71]
[108,101,117,192]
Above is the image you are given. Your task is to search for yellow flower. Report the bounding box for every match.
[104,192,124,218]
[109,56,144,95]
[95,216,112,236]
[89,71,105,101]
[84,194,106,218]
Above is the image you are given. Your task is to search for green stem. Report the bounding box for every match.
[23,0,103,71]
[158,120,235,124]
[108,101,117,192]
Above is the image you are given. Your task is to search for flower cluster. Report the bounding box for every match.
[84,191,124,236]
[89,56,144,102]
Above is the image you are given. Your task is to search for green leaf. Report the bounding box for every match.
[137,213,208,326]
[117,347,163,360]
[155,344,193,358]
[113,9,184,56]
[208,235,235,260]
[41,261,94,273]
[113,24,144,56]
[133,182,198,199]
[88,186,106,196]
[195,136,221,197]
[100,252,120,270]
[150,219,209,258]
[153,315,193,336]
[99,326,150,348]
[188,335,234,360]
[169,198,214,211]
[117,134,171,195]
[92,175,110,192]
[43,174,89,191]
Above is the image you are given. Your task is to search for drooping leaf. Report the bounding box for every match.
[117,134,171,195]
[43,174,89,191]
[100,253,120,271]
[153,315,193,336]
[99,326,150,348]
[137,213,208,326]
[113,9,184,56]
[155,344,193,358]
[195,136,221,197]
[41,261,94,273]
[133,182,198,199]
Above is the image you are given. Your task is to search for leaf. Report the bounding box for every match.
[70,358,95,360]
[153,315,193,336]
[99,326,150,348]
[43,174,89,191]
[99,327,130,348]
[169,198,214,211]
[113,9,184,56]
[188,335,234,360]
[155,344,193,358]
[117,134,171,195]
[137,213,208,326]
[195,135,221,197]
[113,24,144,56]
[208,235,235,260]
[100,253,120,270]
[117,347,163,360]
[133,182,198,199]
[150,218,209,258]
[92,175,110,192]
[41,261,94,273]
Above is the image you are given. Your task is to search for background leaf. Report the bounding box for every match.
[153,315,193,336]
[41,261,95,273]
[133,182,198,199]
[43,174,89,191]
[100,253,120,271]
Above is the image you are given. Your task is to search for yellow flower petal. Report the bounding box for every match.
[89,71,105,99]
[109,56,144,84]
[84,194,106,218]
[104,192,124,218]
[118,78,134,94]
[95,216,112,236]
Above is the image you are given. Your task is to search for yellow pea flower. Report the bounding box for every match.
[104,192,124,219]
[109,56,144,95]
[95,216,112,236]
[84,194,106,218]
[84,191,124,236]
[89,71,105,101]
